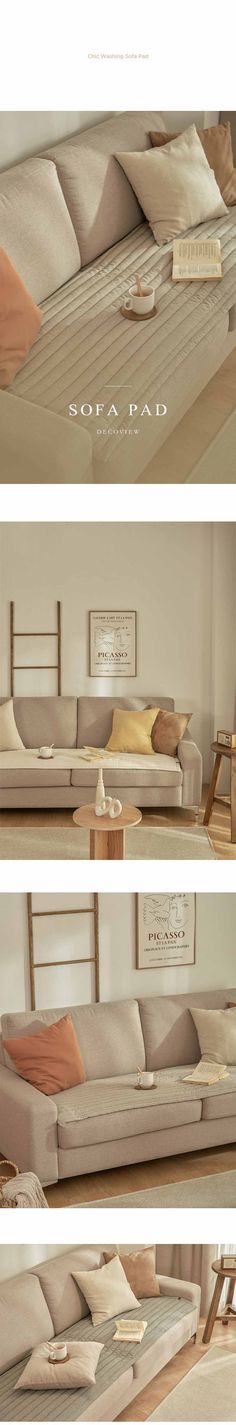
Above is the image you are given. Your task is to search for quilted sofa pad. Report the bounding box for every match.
[0,1296,194,1422]
[11,209,236,481]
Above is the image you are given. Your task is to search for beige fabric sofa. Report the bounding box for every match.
[0,695,202,811]
[1,110,236,484]
[0,1246,201,1421]
[0,989,235,1186]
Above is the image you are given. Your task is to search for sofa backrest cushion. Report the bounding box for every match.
[139,988,236,1069]
[0,158,80,303]
[0,1272,53,1373]
[77,696,174,748]
[43,111,166,266]
[0,697,78,748]
[2,999,146,1080]
[33,1248,104,1333]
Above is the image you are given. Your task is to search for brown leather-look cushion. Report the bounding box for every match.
[151,709,191,757]
[103,1246,160,1298]
[150,122,236,205]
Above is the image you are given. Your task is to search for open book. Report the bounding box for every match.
[182,1060,229,1086]
[113,1319,147,1343]
[172,238,222,280]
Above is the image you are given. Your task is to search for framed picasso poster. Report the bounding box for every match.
[136,893,196,969]
[89,610,137,676]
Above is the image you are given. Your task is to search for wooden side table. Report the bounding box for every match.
[203,741,236,843]
[203,1259,236,1343]
[73,803,142,859]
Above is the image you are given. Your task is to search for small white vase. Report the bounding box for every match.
[95,768,105,815]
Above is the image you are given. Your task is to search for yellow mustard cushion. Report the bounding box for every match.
[106,708,160,755]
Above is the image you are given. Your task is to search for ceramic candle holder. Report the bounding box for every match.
[95,769,122,818]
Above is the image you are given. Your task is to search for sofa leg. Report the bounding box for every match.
[192,1333,197,1344]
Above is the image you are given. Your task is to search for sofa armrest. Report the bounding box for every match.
[157,1273,201,1318]
[0,390,93,483]
[178,729,202,811]
[0,1063,58,1185]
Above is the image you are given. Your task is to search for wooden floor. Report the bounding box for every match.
[45,1140,236,1207]
[0,785,235,858]
[117,1319,235,1420]
[140,346,236,483]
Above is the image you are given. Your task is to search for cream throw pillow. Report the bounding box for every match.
[191,1006,236,1064]
[0,699,24,751]
[15,1340,104,1390]
[73,1256,139,1326]
[116,125,227,244]
[106,708,159,755]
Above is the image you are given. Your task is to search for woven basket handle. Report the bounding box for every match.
[0,1159,19,1184]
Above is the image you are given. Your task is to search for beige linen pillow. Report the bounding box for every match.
[73,1256,139,1326]
[116,125,227,244]
[106,708,159,755]
[191,1006,236,1064]
[104,1246,160,1297]
[15,1340,104,1390]
[0,699,24,751]
[151,710,191,757]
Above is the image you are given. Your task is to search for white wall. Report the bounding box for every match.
[0,893,235,1015]
[0,110,218,170]
[1,522,235,779]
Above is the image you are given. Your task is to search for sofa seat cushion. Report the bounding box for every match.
[1,1297,194,1422]
[71,752,182,788]
[132,1302,195,1385]
[0,746,182,788]
[0,158,80,304]
[53,1073,202,1150]
[11,209,236,483]
[0,756,71,787]
[202,1080,236,1120]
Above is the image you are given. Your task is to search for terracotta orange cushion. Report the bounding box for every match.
[0,247,42,388]
[3,1013,85,1094]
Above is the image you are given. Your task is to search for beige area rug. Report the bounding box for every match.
[149,1341,236,1420]
[0,824,216,859]
[80,1169,236,1210]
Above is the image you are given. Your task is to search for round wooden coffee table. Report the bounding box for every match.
[73,803,142,859]
[203,1258,236,1343]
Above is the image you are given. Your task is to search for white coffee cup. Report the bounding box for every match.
[138,1070,154,1088]
[48,1342,67,1362]
[39,745,54,759]
[125,284,155,315]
